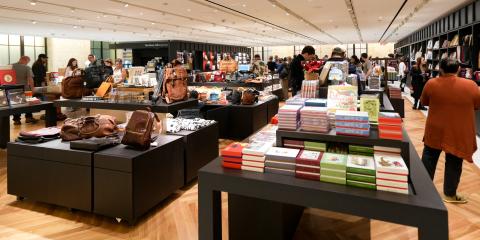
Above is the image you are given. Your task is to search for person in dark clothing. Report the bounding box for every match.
[267,56,276,73]
[104,58,114,77]
[85,54,105,89]
[290,46,316,96]
[32,54,48,87]
[411,57,428,110]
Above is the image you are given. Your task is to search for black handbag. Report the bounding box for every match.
[231,90,242,105]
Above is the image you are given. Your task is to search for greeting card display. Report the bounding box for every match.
[327,85,358,112]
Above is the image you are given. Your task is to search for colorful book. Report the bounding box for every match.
[221,142,248,158]
[241,165,264,173]
[374,146,401,154]
[320,168,346,178]
[347,155,376,176]
[242,141,272,156]
[360,97,380,122]
[374,154,409,175]
[222,161,241,169]
[320,153,347,170]
[265,147,300,162]
[304,141,327,152]
[265,160,296,170]
[347,180,376,190]
[376,185,409,194]
[295,170,320,180]
[242,155,266,162]
[296,150,322,164]
[346,173,376,183]
[265,167,295,176]
[320,175,346,185]
[222,156,242,164]
[283,139,305,149]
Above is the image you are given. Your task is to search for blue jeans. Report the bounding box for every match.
[421,145,463,196]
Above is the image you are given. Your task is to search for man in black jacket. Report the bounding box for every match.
[290,46,316,96]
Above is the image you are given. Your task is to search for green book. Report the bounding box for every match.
[304,141,326,151]
[321,175,346,185]
[347,155,376,176]
[320,153,347,170]
[320,168,346,178]
[346,173,376,183]
[349,151,374,157]
[347,180,376,190]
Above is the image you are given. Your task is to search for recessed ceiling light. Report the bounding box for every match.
[139,12,144,15]
[29,0,37,6]
[103,14,108,17]
[213,9,218,13]
[187,9,191,12]
[285,12,290,16]
[73,25,78,29]
[151,22,155,25]
[124,3,129,7]
[242,4,246,7]
[70,8,75,13]
[272,4,276,7]
[96,16,100,19]
[329,19,333,23]
[31,20,37,24]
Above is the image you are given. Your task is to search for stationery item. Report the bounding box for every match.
[335,111,370,137]
[300,106,330,133]
[374,153,409,194]
[283,139,305,149]
[360,95,380,122]
[347,155,376,176]
[70,137,120,151]
[378,112,403,140]
[305,99,327,107]
[278,105,302,130]
[304,141,327,152]
[327,85,358,111]
[265,147,301,162]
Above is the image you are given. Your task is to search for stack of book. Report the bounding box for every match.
[320,153,347,185]
[278,105,302,130]
[335,111,370,137]
[241,141,272,173]
[374,154,409,194]
[349,145,374,156]
[221,142,248,169]
[388,86,402,99]
[299,107,330,133]
[265,147,300,176]
[378,112,403,140]
[301,80,319,99]
[286,98,307,106]
[283,139,304,149]
[305,99,327,107]
[295,150,323,180]
[346,155,376,190]
[304,141,327,152]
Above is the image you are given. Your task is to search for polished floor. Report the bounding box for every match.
[0,100,479,239]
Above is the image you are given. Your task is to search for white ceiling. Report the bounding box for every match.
[0,0,471,46]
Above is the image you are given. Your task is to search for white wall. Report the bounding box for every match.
[47,38,91,73]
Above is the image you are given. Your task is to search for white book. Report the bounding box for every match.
[374,154,409,175]
[266,147,300,161]
[376,172,408,182]
[242,160,265,168]
[377,185,409,195]
[265,160,296,167]
[279,105,303,112]
[242,155,266,162]
[376,179,408,189]
[242,141,272,156]
[241,165,264,173]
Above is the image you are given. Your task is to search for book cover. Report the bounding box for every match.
[242,155,266,162]
[376,185,409,194]
[335,110,369,122]
[320,168,346,178]
[222,161,241,169]
[374,154,409,175]
[242,160,265,168]
[295,165,320,173]
[265,160,296,170]
[305,99,327,107]
[320,153,347,170]
[376,179,408,188]
[304,141,326,151]
[222,156,242,164]
[296,150,322,161]
[295,170,320,181]
[346,173,376,183]
[346,180,376,190]
[242,141,272,156]
[266,147,300,161]
[265,167,295,176]
[327,85,358,111]
[360,97,380,122]
[347,155,376,176]
[221,142,248,158]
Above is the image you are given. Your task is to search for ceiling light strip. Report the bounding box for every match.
[199,0,324,44]
[378,0,408,42]
[382,0,431,43]
[344,0,363,42]
[109,0,293,45]
[266,0,340,44]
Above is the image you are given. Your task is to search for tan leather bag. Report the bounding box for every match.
[162,67,188,104]
[121,109,160,149]
[95,81,112,98]
[60,115,118,141]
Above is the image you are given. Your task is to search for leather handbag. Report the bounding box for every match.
[62,75,87,99]
[95,81,112,98]
[60,115,118,141]
[241,89,259,105]
[121,109,160,150]
[231,90,242,105]
[162,67,188,104]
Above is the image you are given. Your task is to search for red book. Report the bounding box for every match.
[379,125,402,132]
[295,165,320,173]
[379,133,403,140]
[295,171,320,181]
[221,142,248,158]
[222,161,242,169]
[222,156,242,164]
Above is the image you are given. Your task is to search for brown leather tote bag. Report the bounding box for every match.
[162,67,188,104]
[60,115,117,141]
[62,75,86,99]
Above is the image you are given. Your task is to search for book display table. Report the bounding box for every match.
[188,78,280,91]
[198,131,448,240]
[0,102,57,148]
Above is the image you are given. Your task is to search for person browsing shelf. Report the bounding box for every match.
[113,59,128,84]
[32,54,48,87]
[65,58,79,77]
[420,58,480,204]
[290,46,316,96]
[104,58,114,77]
[11,56,37,125]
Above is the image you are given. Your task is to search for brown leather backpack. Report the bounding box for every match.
[241,89,259,105]
[60,115,118,141]
[162,67,188,104]
[62,75,87,99]
[121,109,160,149]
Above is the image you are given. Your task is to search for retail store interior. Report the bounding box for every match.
[0,0,479,239]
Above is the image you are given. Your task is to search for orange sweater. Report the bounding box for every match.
[421,76,480,162]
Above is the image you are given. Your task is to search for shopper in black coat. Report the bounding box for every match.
[411,57,428,110]
[32,54,48,87]
[289,46,316,96]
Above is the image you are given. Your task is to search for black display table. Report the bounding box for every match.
[390,98,405,118]
[188,79,280,91]
[7,140,93,212]
[54,99,198,114]
[0,102,57,148]
[168,123,219,184]
[198,136,448,240]
[93,135,184,224]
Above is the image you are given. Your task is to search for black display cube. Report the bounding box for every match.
[169,123,219,184]
[7,140,93,212]
[93,135,184,224]
[228,102,269,140]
